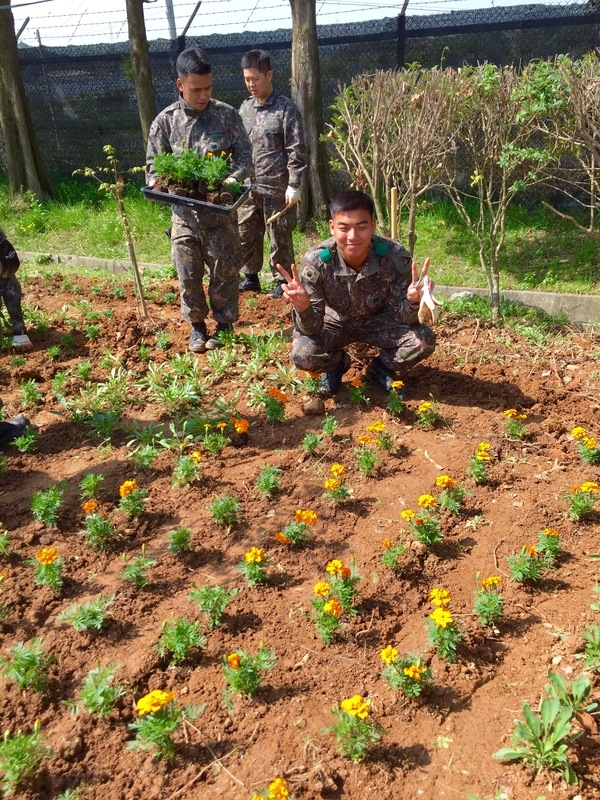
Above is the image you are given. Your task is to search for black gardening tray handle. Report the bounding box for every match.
[141,185,250,215]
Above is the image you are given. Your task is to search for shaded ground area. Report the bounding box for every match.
[0,274,599,800]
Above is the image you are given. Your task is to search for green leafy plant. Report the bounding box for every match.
[565,482,598,521]
[255,465,282,499]
[0,721,51,797]
[167,528,193,554]
[507,545,546,583]
[157,617,206,665]
[79,472,104,500]
[68,663,125,717]
[348,378,369,406]
[544,670,598,716]
[386,380,405,415]
[426,592,463,663]
[57,595,115,632]
[188,584,239,629]
[128,689,202,761]
[310,582,344,644]
[537,527,563,567]
[327,695,386,762]
[301,431,323,454]
[380,647,432,698]
[571,426,600,465]
[222,644,276,709]
[30,484,64,526]
[577,624,600,672]
[12,427,38,454]
[493,698,580,784]
[503,408,530,440]
[472,575,504,628]
[467,441,492,484]
[380,538,408,572]
[80,512,119,551]
[208,493,240,528]
[401,501,443,547]
[155,330,171,351]
[276,508,318,548]
[434,475,466,515]
[353,444,380,477]
[29,546,64,591]
[415,398,442,430]
[122,545,156,587]
[20,379,43,409]
[0,637,54,692]
[171,452,202,488]
[236,547,271,586]
[118,479,148,518]
[322,414,339,437]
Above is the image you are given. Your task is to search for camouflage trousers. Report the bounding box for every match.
[0,275,25,334]
[238,192,296,280]
[171,211,241,325]
[291,313,436,373]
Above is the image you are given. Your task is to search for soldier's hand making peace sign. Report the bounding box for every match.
[276,263,311,312]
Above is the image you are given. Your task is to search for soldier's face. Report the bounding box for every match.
[177,73,212,111]
[243,68,273,102]
[329,210,376,268]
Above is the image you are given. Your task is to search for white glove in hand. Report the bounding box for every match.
[285,185,301,206]
[223,176,238,185]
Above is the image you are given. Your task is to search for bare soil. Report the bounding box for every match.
[1,274,599,800]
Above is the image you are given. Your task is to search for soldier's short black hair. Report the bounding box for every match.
[176,48,211,78]
[330,190,375,219]
[241,49,272,73]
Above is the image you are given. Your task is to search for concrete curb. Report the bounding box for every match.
[17,249,600,326]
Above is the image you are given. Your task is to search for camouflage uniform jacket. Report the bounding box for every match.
[294,234,419,336]
[146,96,253,186]
[239,90,306,197]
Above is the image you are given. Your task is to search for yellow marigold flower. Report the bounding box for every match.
[391,380,404,390]
[0,572,7,585]
[331,463,346,478]
[470,169,483,186]
[435,475,457,489]
[245,546,264,563]
[418,401,432,413]
[231,417,249,434]
[400,509,416,521]
[430,607,453,628]
[340,694,370,719]
[503,408,517,418]
[207,151,213,158]
[227,653,241,670]
[324,478,341,491]
[82,499,98,514]
[268,777,290,800]
[480,575,502,589]
[477,442,491,451]
[300,509,318,526]
[543,528,559,538]
[119,479,137,497]
[216,421,227,431]
[571,426,587,440]
[366,420,385,434]
[136,689,175,716]
[584,436,598,450]
[380,645,399,664]
[429,587,451,607]
[381,538,392,549]
[323,598,342,617]
[326,559,344,575]
[313,581,331,597]
[403,664,426,681]
[350,378,363,388]
[220,150,227,157]
[580,481,599,494]
[418,493,436,509]
[36,547,58,565]
[476,449,491,461]
[190,451,203,464]
[267,387,287,403]
[357,434,375,445]
[525,545,538,557]
[204,423,212,431]
[275,532,291,545]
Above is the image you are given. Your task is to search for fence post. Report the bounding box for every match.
[397,13,406,69]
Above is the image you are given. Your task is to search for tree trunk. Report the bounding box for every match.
[289,0,329,224]
[126,0,156,143]
[0,2,54,200]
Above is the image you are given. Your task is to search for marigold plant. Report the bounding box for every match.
[415,397,442,430]
[380,538,408,572]
[426,594,463,662]
[537,527,563,567]
[507,545,546,583]
[472,574,504,628]
[327,695,386,762]
[380,646,432,698]
[276,508,318,548]
[128,689,201,761]
[434,475,466,516]
[237,547,271,586]
[571,426,600,465]
[322,464,351,502]
[566,481,598,521]
[386,379,405,416]
[401,505,443,546]
[29,547,64,592]
[503,408,529,440]
[222,643,276,709]
[118,479,148,517]
[348,378,368,406]
[251,776,294,800]
[468,441,492,484]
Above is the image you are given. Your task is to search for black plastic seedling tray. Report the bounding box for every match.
[141,185,250,214]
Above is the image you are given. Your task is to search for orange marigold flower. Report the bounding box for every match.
[325,559,344,576]
[307,370,321,379]
[324,478,341,492]
[275,532,291,545]
[390,380,404,390]
[435,475,457,489]
[381,538,392,549]
[340,694,370,719]
[136,689,175,716]
[403,664,426,681]
[231,417,249,434]
[418,493,436,509]
[543,528,559,538]
[350,378,363,388]
[323,598,342,617]
[300,509,318,526]
[429,587,451,607]
[245,546,264,563]
[313,581,331,597]
[503,408,517,418]
[480,575,503,589]
[430,607,453,628]
[216,421,227,430]
[36,547,58,565]
[82,499,98,514]
[340,566,351,579]
[119,479,137,497]
[330,463,346,478]
[227,653,241,670]
[380,645,399,664]
[267,387,287,403]
[400,509,416,522]
[357,434,375,445]
[524,544,538,557]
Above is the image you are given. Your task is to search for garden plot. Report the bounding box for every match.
[0,272,599,800]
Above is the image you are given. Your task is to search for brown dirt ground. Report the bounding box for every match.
[1,273,600,800]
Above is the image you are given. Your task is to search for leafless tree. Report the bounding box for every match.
[126,0,157,142]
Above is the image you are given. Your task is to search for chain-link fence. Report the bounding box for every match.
[6,4,600,178]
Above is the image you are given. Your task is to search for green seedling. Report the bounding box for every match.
[0,637,54,692]
[68,663,125,717]
[222,644,276,709]
[157,617,206,665]
[80,513,119,551]
[188,584,239,629]
[167,528,193,554]
[57,595,115,632]
[0,721,51,797]
[255,465,281,499]
[208,493,240,528]
[30,484,64,527]
[122,545,156,587]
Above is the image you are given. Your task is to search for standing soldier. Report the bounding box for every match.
[0,228,33,352]
[146,49,253,352]
[238,50,306,299]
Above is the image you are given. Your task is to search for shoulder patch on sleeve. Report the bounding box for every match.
[319,247,333,262]
[302,265,320,283]
[374,241,389,257]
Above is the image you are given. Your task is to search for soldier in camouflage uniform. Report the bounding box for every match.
[146,48,253,352]
[277,190,436,397]
[0,228,33,352]
[238,50,306,299]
